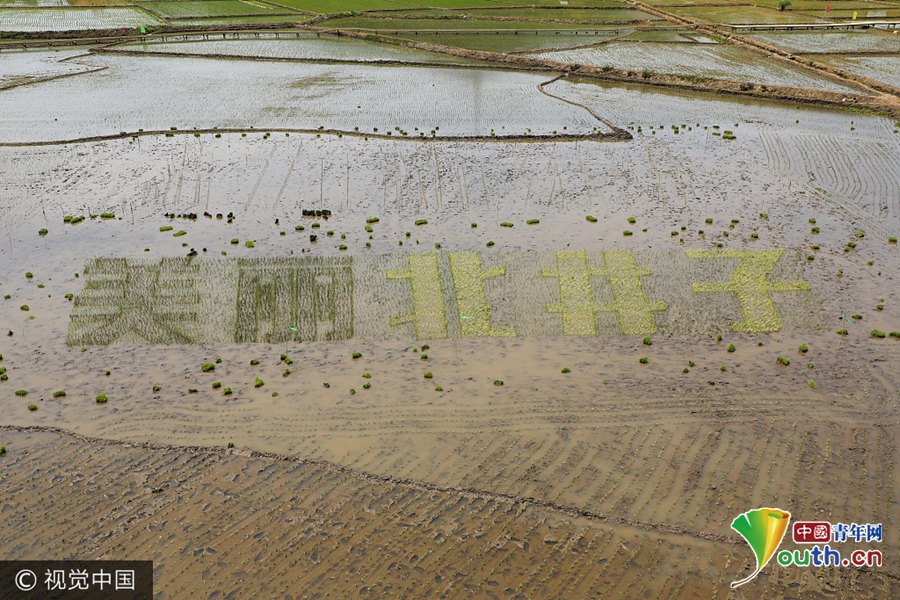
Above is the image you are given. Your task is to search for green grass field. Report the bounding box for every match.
[139,1,282,19]
[321,16,634,30]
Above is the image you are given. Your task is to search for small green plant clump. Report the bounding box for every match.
[212,381,221,389]
[39,228,48,235]
[889,332,900,339]
[872,330,886,338]
[173,230,186,237]
[415,219,428,226]
[852,314,863,320]
[777,356,790,366]
[798,344,808,353]
[254,377,264,388]
[561,367,571,373]
[500,222,514,228]
[20,305,28,311]
[486,241,495,247]
[435,386,443,392]
[352,352,362,359]
[808,380,816,389]
[727,344,736,353]
[720,365,727,372]
[283,369,291,377]
[639,357,648,364]
[889,237,897,243]
[643,336,652,346]
[227,441,234,448]
[96,393,107,403]
[15,390,28,396]
[53,390,66,398]
[837,329,848,336]
[628,217,637,224]
[250,359,260,365]
[0,446,5,454]
[201,362,215,372]
[493,380,504,386]
[245,240,255,248]
[424,372,433,379]
[223,387,232,395]
[188,388,198,393]
[153,385,161,392]
[323,382,330,388]
[28,404,37,411]
[527,219,540,225]
[586,216,598,223]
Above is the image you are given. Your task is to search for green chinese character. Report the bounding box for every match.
[542,250,664,336]
[448,252,515,338]
[686,248,810,332]
[387,253,447,339]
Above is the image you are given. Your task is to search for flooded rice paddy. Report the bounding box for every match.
[0,6,160,31]
[2,29,900,599]
[533,42,870,93]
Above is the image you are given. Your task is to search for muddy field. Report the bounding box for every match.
[2,26,900,600]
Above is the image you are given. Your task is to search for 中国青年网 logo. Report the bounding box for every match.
[730,508,883,588]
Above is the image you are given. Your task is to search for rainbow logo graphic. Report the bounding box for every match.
[730,507,792,588]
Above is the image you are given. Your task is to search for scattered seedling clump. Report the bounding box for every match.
[493,380,504,386]
[95,393,107,403]
[872,330,886,338]
[777,356,790,366]
[254,377,264,388]
[15,390,27,396]
[201,362,215,372]
[561,367,571,373]
[639,357,648,364]
[27,404,37,411]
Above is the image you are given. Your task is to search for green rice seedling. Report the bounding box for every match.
[71,216,85,224]
[363,382,371,389]
[254,377,264,388]
[20,306,28,311]
[852,314,863,320]
[723,231,729,237]
[689,361,696,367]
[272,392,278,397]
[727,344,736,352]
[326,231,334,237]
[808,362,814,369]
[53,391,66,398]
[527,219,540,225]
[838,269,843,277]
[627,217,636,224]
[280,354,288,361]
[872,330,886,338]
[705,218,713,224]
[586,216,598,223]
[720,365,727,371]
[717,335,723,342]
[604,379,609,384]
[323,382,330,388]
[296,225,305,231]
[285,358,292,365]
[412,348,418,353]
[0,446,5,454]
[561,367,571,373]
[698,230,704,235]
[64,216,72,223]
[799,344,808,353]
[837,329,848,335]
[3,295,8,300]
[312,223,320,229]
[424,372,433,379]
[876,304,883,311]
[37,284,44,289]
[751,233,759,239]
[416,220,428,226]
[352,352,362,359]
[250,359,260,365]
[105,370,110,376]
[643,336,652,346]
[639,357,648,364]
[642,228,648,233]
[245,241,255,248]
[153,385,161,392]
[623,230,633,236]
[889,332,900,339]
[405,231,411,238]
[365,226,373,233]
[366,217,380,224]
[27,404,37,411]
[758,342,764,346]
[95,393,107,403]
[25,272,32,279]
[201,362,215,372]
[494,380,504,386]
[671,231,678,236]
[421,353,428,360]
[889,237,897,243]
[777,356,790,366]
[215,358,222,364]
[857,232,865,238]
[212,382,221,389]
[231,238,239,244]
[362,373,371,378]
[435,243,441,249]
[65,293,73,301]
[500,222,514,228]
[848,241,857,249]
[282,369,290,377]
[760,213,769,219]
[809,218,816,224]
[339,245,347,250]
[808,380,816,389]
[349,389,356,395]
[100,213,115,219]
[173,230,186,237]
[486,241,495,247]
[188,388,198,393]
[435,386,443,392]
[39,228,48,235]
[811,227,820,233]
[868,261,875,266]
[683,367,689,373]
[227,441,234,448]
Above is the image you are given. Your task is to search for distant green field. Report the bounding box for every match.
[139,1,283,19]
[669,5,830,24]
[465,7,661,21]
[268,0,498,12]
[322,16,651,30]
[166,14,311,25]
